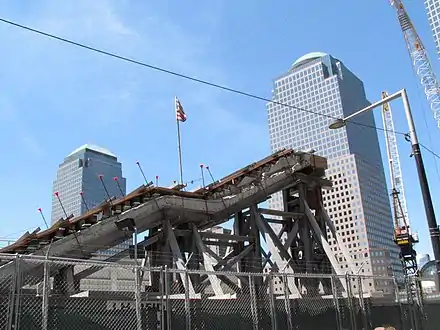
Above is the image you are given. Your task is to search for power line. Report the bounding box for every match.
[0,17,407,136]
[420,142,440,160]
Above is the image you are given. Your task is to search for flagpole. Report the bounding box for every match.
[176,97,184,185]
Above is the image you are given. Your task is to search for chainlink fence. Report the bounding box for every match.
[0,254,438,329]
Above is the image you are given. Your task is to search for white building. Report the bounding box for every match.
[266,53,400,294]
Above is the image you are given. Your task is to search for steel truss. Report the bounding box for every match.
[0,149,359,299]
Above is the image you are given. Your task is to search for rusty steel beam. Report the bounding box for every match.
[0,149,327,258]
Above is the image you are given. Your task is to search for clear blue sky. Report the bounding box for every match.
[0,1,439,257]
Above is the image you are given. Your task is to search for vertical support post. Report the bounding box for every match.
[249,205,263,275]
[331,275,342,330]
[184,270,191,330]
[134,266,142,330]
[235,211,246,274]
[165,267,171,330]
[268,273,278,330]
[134,229,142,330]
[283,274,293,330]
[159,269,165,330]
[357,276,368,330]
[42,258,50,330]
[13,255,22,330]
[345,273,357,330]
[298,183,314,293]
[249,275,259,330]
[401,89,440,290]
[7,255,19,330]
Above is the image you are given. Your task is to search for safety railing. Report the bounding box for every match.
[0,254,437,329]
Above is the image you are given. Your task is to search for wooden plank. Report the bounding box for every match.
[194,148,294,193]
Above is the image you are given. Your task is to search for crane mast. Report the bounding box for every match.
[390,0,440,128]
[382,92,409,229]
[382,92,419,276]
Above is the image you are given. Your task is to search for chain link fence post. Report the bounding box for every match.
[184,270,191,330]
[13,255,22,330]
[268,272,278,330]
[345,273,357,330]
[249,274,259,330]
[331,275,342,330]
[164,266,171,330]
[41,257,50,330]
[7,254,19,330]
[282,274,293,330]
[357,275,369,330]
[134,264,142,330]
[159,268,165,330]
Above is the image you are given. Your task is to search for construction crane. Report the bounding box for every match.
[390,0,440,128]
[382,91,419,276]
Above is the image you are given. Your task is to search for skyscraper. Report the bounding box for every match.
[267,52,400,293]
[425,0,440,56]
[51,144,133,291]
[51,144,131,257]
[51,144,126,223]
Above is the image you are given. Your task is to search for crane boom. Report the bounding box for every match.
[381,91,419,277]
[391,0,440,128]
[381,91,410,229]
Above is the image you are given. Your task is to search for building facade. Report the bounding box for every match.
[51,144,132,291]
[267,52,400,293]
[51,144,126,224]
[425,0,440,57]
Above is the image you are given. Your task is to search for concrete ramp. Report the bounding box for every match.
[0,149,328,282]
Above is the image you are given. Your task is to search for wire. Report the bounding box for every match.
[0,17,407,136]
[420,142,440,160]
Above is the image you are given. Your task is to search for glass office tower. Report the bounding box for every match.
[425,0,440,57]
[51,144,133,291]
[267,52,400,293]
[51,144,126,224]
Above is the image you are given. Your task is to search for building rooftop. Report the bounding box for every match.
[67,144,116,158]
[292,52,328,69]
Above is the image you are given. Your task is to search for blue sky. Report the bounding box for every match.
[0,1,439,257]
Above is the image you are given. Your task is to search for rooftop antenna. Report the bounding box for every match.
[54,192,85,257]
[136,161,150,186]
[113,177,125,196]
[54,191,68,218]
[98,175,112,201]
[205,165,216,184]
[79,191,90,212]
[200,164,206,190]
[37,207,49,229]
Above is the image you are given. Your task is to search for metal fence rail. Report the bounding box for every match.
[0,254,438,329]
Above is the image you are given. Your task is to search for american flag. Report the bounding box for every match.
[175,97,187,122]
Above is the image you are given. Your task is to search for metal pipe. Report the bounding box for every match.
[401,89,440,289]
[184,271,191,330]
[344,89,403,122]
[42,241,53,330]
[134,227,142,330]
